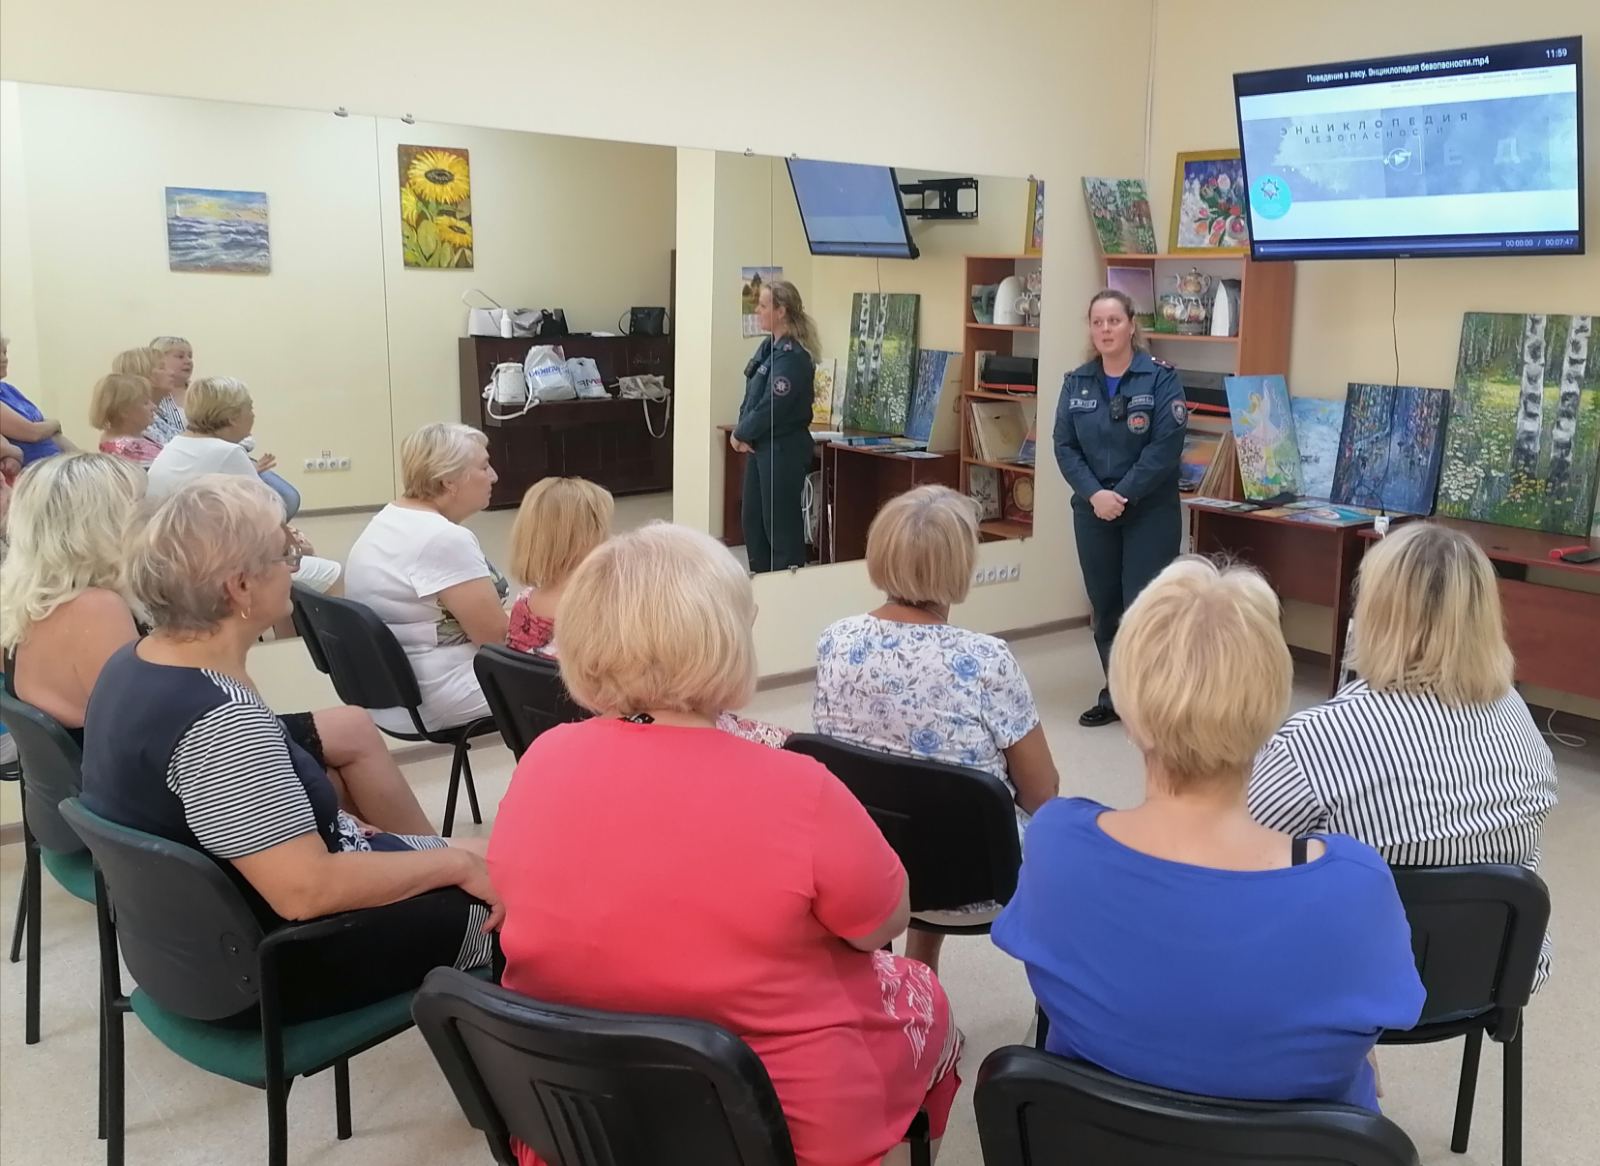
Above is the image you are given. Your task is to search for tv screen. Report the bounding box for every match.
[787,159,920,259]
[1233,36,1584,260]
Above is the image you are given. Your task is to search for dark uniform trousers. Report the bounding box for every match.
[735,333,816,574]
[1073,496,1183,708]
[1054,349,1189,711]
[742,431,812,573]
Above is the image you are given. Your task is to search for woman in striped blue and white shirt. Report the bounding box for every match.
[1249,521,1557,983]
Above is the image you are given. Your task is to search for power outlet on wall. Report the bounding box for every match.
[301,454,352,473]
[971,563,1022,588]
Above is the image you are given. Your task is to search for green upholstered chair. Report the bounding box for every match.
[0,690,98,1048]
[58,797,487,1166]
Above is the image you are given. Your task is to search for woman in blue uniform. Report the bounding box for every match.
[731,280,817,573]
[1054,288,1187,726]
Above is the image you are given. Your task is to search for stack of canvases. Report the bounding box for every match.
[1197,311,1598,538]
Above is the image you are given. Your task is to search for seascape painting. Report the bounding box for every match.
[1224,374,1300,501]
[841,293,919,434]
[165,187,269,274]
[1330,383,1449,516]
[1438,313,1599,536]
[1290,396,1346,500]
[1080,178,1157,255]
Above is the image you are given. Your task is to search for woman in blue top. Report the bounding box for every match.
[0,336,75,465]
[992,556,1425,1110]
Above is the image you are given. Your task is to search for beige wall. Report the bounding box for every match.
[1147,0,1600,716]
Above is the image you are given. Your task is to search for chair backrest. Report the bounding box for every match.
[59,798,266,1021]
[290,584,424,721]
[975,1046,1420,1166]
[1388,863,1550,1024]
[412,967,796,1166]
[473,645,591,758]
[783,733,1021,913]
[0,690,87,855]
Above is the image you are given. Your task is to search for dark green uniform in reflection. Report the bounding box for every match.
[736,335,815,573]
[1054,350,1187,711]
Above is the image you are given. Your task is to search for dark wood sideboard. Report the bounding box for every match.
[458,334,674,509]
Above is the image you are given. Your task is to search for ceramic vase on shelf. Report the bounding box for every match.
[1173,267,1213,335]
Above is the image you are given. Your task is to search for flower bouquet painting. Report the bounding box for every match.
[399,145,473,269]
[1170,151,1249,253]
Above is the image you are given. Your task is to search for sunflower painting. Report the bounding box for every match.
[399,145,473,269]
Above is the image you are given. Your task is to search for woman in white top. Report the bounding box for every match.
[344,423,508,735]
[146,377,339,593]
[1249,520,1558,984]
[812,485,1060,973]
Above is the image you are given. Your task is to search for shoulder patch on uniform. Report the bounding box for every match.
[773,376,791,397]
[1152,356,1175,369]
[1172,400,1189,424]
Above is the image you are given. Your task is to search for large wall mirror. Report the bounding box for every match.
[698,150,1045,574]
[2,81,1045,584]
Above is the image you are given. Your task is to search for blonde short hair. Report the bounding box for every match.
[508,477,614,588]
[149,336,191,353]
[557,522,756,717]
[0,453,147,650]
[1349,522,1513,705]
[89,373,154,430]
[1110,556,1292,786]
[184,376,252,435]
[128,475,286,635]
[865,485,978,608]
[111,347,162,380]
[401,422,488,501]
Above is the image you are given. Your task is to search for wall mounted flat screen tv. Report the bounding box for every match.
[1233,36,1584,260]
[787,158,920,259]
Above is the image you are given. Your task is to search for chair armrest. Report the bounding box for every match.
[257,888,466,959]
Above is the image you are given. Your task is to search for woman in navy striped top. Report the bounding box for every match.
[1249,521,1558,983]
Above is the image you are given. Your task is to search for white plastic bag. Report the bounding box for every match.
[524,345,577,403]
[483,362,531,419]
[565,356,609,400]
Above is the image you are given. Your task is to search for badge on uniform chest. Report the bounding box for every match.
[1068,389,1098,412]
[1127,412,1150,434]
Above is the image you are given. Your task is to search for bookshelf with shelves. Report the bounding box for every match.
[961,254,1040,542]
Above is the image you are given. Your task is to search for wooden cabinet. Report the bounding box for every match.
[457,335,673,509]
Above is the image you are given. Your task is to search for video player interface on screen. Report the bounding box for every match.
[1234,37,1584,260]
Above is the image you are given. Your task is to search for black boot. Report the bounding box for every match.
[1078,704,1120,728]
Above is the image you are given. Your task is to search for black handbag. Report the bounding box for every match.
[619,307,670,337]
[533,309,568,338]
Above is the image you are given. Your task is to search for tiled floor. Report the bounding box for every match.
[4,603,1598,1162]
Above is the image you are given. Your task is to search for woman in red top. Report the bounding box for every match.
[488,522,962,1166]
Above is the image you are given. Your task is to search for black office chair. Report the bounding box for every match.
[412,966,932,1166]
[60,798,465,1166]
[1,690,97,1048]
[472,644,591,759]
[975,1045,1421,1166]
[1379,863,1550,1166]
[291,584,497,836]
[783,734,1021,932]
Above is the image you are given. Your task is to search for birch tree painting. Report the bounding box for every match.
[1438,312,1600,536]
[841,293,920,434]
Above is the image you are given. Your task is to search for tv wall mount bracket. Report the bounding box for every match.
[899,177,979,220]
